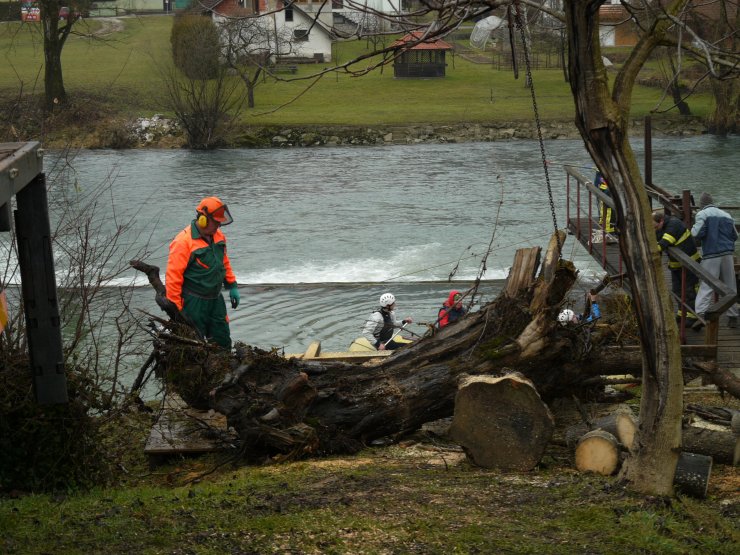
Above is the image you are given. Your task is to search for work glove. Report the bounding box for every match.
[229,287,240,309]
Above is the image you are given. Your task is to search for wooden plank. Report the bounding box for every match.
[304,341,321,359]
[285,350,392,362]
[310,351,393,362]
[144,393,236,455]
[0,141,43,207]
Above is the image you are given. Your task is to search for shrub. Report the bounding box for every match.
[170,15,221,80]
[0,353,114,492]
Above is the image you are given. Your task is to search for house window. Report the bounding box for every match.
[285,5,293,21]
[294,29,309,41]
[332,0,343,8]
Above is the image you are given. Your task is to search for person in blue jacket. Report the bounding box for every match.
[691,192,739,329]
[558,292,601,325]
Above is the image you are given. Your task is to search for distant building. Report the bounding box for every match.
[391,31,453,78]
[598,1,639,47]
[202,0,334,63]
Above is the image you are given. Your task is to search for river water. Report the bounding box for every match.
[11,135,740,357]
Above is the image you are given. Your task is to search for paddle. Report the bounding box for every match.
[382,322,408,349]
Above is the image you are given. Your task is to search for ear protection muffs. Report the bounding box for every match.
[197,212,208,228]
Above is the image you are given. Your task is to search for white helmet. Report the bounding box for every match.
[379,293,396,307]
[558,309,576,325]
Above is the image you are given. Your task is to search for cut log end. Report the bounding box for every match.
[575,429,620,475]
[450,374,554,471]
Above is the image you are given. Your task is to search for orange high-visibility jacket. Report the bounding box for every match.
[165,222,237,310]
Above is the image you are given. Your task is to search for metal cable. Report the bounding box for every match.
[513,2,562,258]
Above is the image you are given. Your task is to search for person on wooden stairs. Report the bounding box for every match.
[653,210,702,330]
[691,192,739,329]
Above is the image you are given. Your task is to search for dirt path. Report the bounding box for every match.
[91,17,125,37]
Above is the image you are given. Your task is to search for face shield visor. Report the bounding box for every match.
[205,204,233,226]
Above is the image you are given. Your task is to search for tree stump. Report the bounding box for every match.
[673,452,712,498]
[449,373,554,471]
[575,430,620,475]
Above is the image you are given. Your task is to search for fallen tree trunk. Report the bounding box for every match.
[131,234,740,461]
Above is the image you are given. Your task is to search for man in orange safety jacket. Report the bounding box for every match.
[165,196,240,349]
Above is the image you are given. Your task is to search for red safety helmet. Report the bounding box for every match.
[196,196,233,226]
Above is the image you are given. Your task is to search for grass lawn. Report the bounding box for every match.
[0,411,738,554]
[0,14,716,132]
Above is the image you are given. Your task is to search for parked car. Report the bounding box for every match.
[59,7,84,20]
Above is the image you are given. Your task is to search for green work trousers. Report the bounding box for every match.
[182,293,231,349]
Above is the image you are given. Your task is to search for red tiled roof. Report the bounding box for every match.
[391,31,453,50]
[599,5,629,24]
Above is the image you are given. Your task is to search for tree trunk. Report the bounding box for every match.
[247,80,255,109]
[708,79,738,136]
[564,0,686,496]
[565,409,638,452]
[41,2,72,110]
[449,373,554,471]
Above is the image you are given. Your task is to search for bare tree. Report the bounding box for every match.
[0,149,156,403]
[219,15,296,108]
[35,0,91,110]
[164,15,247,148]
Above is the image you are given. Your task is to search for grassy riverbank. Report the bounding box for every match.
[0,15,715,147]
[1,390,739,554]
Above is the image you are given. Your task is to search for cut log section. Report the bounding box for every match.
[565,408,638,452]
[682,425,737,465]
[449,373,554,471]
[673,452,712,498]
[575,429,620,475]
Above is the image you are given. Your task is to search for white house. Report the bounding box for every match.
[205,0,334,62]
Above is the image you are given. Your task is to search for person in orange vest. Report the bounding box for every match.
[165,196,240,348]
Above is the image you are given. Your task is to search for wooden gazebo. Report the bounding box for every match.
[392,32,453,78]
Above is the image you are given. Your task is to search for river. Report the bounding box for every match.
[8,135,740,358]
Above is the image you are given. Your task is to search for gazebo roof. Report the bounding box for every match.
[391,31,453,50]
